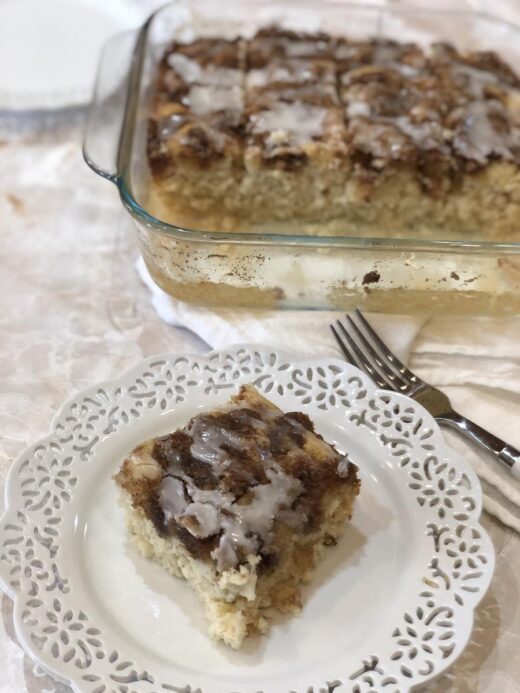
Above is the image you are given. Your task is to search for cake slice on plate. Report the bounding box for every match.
[114,384,360,648]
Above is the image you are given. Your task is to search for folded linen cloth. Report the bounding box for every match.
[138,258,520,532]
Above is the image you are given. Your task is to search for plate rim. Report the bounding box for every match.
[0,345,495,693]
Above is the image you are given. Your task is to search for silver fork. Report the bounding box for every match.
[331,309,520,479]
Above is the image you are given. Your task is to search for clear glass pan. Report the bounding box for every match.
[84,0,520,314]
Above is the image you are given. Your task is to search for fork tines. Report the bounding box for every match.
[330,309,421,394]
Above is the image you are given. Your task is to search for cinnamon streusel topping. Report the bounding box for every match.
[118,385,357,572]
[149,27,520,190]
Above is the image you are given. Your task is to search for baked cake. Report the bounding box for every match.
[147,27,520,239]
[114,384,360,648]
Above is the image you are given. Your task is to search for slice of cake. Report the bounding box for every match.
[242,28,349,225]
[114,384,360,648]
[147,37,246,228]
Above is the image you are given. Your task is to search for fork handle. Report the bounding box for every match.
[440,411,520,480]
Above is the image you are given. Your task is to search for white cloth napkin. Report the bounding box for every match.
[138,258,520,531]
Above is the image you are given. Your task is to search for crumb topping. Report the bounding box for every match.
[148,27,520,190]
[125,386,357,571]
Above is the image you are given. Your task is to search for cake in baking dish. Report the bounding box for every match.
[114,384,360,648]
[147,27,520,239]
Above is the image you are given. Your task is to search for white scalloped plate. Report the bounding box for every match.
[0,346,494,693]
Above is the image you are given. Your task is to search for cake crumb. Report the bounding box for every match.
[362,270,381,285]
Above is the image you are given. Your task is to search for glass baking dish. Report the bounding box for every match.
[83,0,520,314]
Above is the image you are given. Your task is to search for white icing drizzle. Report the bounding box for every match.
[168,54,203,83]
[452,63,500,100]
[187,413,265,469]
[182,502,220,538]
[167,53,240,87]
[454,101,514,164]
[185,85,242,115]
[251,101,327,145]
[247,61,333,90]
[394,63,421,77]
[371,44,422,77]
[393,116,445,150]
[247,69,269,89]
[163,36,520,167]
[343,49,520,162]
[157,398,346,572]
[337,454,352,478]
[346,100,371,118]
[159,476,187,522]
[190,486,235,506]
[284,39,328,58]
[215,467,303,570]
[334,43,361,61]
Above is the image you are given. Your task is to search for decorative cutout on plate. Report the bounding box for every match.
[0,346,494,693]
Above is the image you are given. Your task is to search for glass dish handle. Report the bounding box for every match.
[83,30,139,183]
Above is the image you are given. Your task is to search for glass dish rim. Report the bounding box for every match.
[91,0,520,252]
